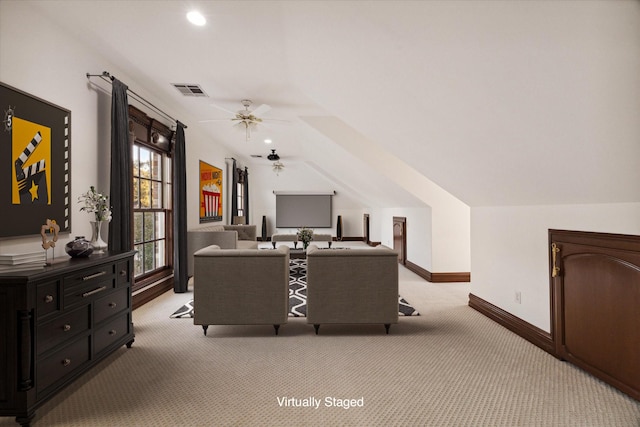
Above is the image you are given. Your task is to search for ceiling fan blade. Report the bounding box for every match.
[199,119,233,123]
[251,103,271,117]
[261,118,291,123]
[209,103,238,116]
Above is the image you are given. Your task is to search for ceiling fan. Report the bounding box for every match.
[267,149,285,175]
[200,99,287,141]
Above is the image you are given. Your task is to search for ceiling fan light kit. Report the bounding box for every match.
[200,99,287,142]
[268,149,284,175]
[272,161,284,175]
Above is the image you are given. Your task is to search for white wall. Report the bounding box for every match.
[249,160,365,238]
[376,207,433,271]
[471,203,640,332]
[0,1,234,254]
[0,1,390,259]
[0,1,116,256]
[301,116,470,273]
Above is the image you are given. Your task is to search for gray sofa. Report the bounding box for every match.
[187,224,258,277]
[193,245,290,336]
[305,244,399,334]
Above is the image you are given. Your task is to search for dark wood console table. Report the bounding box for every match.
[0,251,136,426]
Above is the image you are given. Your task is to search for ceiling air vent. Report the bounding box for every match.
[171,83,208,97]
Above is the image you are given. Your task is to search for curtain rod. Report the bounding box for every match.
[86,71,186,128]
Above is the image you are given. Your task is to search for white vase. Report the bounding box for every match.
[90,220,108,253]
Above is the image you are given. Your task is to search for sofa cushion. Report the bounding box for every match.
[237,240,259,250]
[223,224,256,241]
[200,224,225,232]
[236,229,252,241]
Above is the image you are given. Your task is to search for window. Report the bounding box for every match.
[133,144,172,279]
[128,105,175,296]
[236,181,244,218]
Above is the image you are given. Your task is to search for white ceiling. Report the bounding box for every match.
[33,0,640,207]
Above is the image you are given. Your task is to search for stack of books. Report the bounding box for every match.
[0,252,47,273]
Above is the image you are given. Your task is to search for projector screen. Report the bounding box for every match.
[276,194,332,228]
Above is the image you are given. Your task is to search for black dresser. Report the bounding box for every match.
[0,251,136,426]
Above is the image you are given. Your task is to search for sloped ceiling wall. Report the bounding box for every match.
[29,1,640,210]
[284,1,640,207]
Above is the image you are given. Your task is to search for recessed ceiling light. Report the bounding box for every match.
[187,11,206,26]
[264,139,272,144]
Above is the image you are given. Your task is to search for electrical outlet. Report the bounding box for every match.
[515,291,522,304]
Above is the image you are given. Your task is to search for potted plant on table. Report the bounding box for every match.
[297,227,314,250]
[78,186,112,253]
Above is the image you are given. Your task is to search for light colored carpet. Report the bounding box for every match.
[2,251,639,426]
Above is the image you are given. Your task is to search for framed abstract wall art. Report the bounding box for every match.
[1,82,71,238]
[199,160,222,223]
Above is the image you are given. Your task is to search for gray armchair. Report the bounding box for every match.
[193,245,290,336]
[306,244,399,334]
[187,224,258,277]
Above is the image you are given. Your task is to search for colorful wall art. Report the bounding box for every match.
[1,82,71,238]
[199,160,222,223]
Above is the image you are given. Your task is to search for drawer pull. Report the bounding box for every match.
[62,358,71,367]
[108,302,117,308]
[119,270,127,277]
[44,295,54,303]
[109,329,117,336]
[63,324,72,332]
[82,271,107,281]
[82,286,107,298]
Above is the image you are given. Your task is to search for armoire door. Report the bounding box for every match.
[550,229,640,401]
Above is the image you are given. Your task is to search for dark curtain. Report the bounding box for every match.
[173,122,188,293]
[231,159,238,218]
[108,78,132,252]
[243,167,249,221]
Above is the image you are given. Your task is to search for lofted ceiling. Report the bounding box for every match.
[32,0,640,208]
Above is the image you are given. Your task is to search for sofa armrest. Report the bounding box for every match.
[187,230,238,277]
[224,224,257,241]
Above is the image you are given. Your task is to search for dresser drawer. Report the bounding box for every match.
[37,336,90,394]
[94,314,130,355]
[115,259,131,287]
[36,280,61,318]
[37,305,90,355]
[94,287,129,324]
[64,264,114,291]
[64,277,114,309]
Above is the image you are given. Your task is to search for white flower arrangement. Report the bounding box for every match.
[297,227,314,248]
[78,186,112,222]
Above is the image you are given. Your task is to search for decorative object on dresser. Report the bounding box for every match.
[0,252,46,273]
[78,186,111,253]
[39,219,60,264]
[0,250,136,427]
[64,236,93,258]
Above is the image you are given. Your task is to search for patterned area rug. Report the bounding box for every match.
[170,259,419,318]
